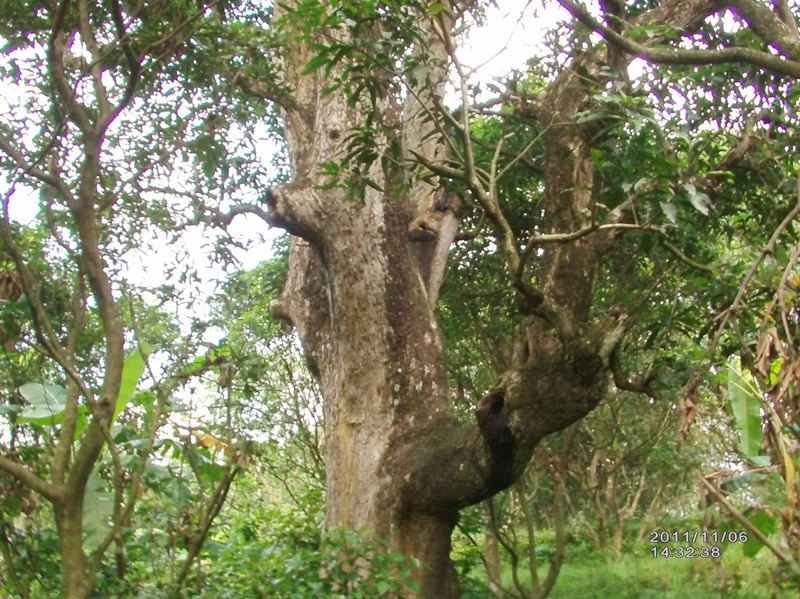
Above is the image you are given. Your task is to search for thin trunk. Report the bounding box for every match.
[534,471,566,599]
[484,501,504,598]
[55,497,92,599]
[515,481,540,591]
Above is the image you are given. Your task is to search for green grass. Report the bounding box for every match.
[499,542,795,599]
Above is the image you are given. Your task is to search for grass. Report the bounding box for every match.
[498,541,795,599]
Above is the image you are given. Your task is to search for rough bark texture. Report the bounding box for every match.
[265,0,755,596]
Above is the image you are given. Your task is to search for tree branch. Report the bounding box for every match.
[683,170,800,408]
[0,200,72,366]
[169,451,244,596]
[527,221,659,245]
[558,0,800,78]
[0,455,64,502]
[611,350,659,400]
[76,0,111,122]
[727,0,800,59]
[49,0,93,132]
[178,202,273,230]
[772,0,800,40]
[437,23,523,278]
[89,366,176,578]
[657,237,715,273]
[0,522,30,599]
[0,135,63,190]
[104,0,142,128]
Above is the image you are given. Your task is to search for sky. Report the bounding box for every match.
[460,0,566,76]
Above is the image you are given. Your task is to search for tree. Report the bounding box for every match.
[263,0,800,596]
[0,2,272,598]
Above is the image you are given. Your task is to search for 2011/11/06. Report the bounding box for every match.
[649,531,748,544]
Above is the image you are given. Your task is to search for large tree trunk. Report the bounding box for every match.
[265,1,725,596]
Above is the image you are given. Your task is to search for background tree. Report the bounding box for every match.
[0,1,275,597]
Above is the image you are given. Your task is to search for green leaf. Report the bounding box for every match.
[189,445,225,484]
[364,178,383,192]
[303,54,330,75]
[376,579,389,594]
[18,383,67,423]
[683,183,711,215]
[720,472,766,494]
[73,405,89,439]
[114,344,149,422]
[0,404,21,416]
[660,201,677,224]
[727,358,763,458]
[743,509,776,557]
[83,476,114,552]
[748,455,771,468]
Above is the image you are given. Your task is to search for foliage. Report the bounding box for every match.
[0,0,283,595]
[171,486,420,599]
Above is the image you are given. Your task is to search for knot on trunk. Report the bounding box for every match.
[262,185,317,241]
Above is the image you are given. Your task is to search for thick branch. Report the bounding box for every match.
[611,351,659,400]
[727,0,800,59]
[436,25,524,278]
[178,202,272,230]
[0,455,64,502]
[559,0,800,78]
[409,149,521,276]
[773,0,800,40]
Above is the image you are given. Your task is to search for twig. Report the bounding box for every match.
[685,171,800,396]
[0,522,30,599]
[696,472,800,578]
[658,237,714,273]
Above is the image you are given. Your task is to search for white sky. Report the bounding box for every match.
[460,0,567,76]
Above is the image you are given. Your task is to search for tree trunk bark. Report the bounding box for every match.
[55,496,92,599]
[484,501,504,597]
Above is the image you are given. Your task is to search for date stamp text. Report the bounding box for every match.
[647,530,747,558]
